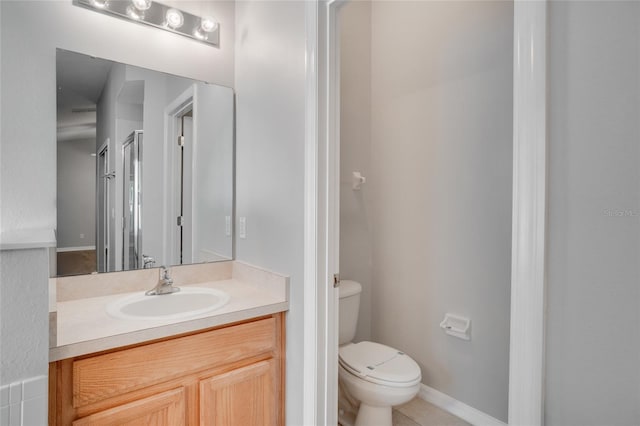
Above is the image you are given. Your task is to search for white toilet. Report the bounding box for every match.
[338,280,422,426]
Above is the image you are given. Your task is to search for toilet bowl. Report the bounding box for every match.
[338,281,422,426]
[339,341,421,426]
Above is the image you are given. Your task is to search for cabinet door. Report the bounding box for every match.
[200,359,276,426]
[72,387,185,426]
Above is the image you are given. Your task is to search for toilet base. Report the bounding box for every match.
[338,378,359,426]
[354,403,392,426]
[338,359,420,426]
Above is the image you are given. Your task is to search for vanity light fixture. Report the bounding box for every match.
[74,0,220,47]
[126,5,144,20]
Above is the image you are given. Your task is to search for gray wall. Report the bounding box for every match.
[546,1,640,425]
[234,1,306,425]
[339,1,513,421]
[56,138,96,249]
[0,0,234,386]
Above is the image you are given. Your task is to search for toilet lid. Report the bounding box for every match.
[339,341,421,387]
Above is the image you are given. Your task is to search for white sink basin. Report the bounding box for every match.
[106,287,230,321]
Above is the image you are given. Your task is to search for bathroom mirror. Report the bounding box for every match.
[56,49,234,276]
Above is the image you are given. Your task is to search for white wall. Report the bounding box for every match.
[234,1,306,424]
[545,1,640,425]
[193,84,234,262]
[340,1,513,421]
[0,0,234,387]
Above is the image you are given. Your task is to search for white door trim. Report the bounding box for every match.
[303,0,342,424]
[303,1,320,424]
[163,87,195,266]
[508,1,548,424]
[303,0,548,424]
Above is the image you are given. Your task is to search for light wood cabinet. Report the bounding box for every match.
[200,359,275,426]
[49,314,285,426]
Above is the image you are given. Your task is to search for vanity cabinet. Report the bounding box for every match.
[49,314,285,426]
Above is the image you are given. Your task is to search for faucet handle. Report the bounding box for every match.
[159,266,172,282]
[142,254,155,268]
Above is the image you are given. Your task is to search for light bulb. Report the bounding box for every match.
[91,0,108,8]
[194,28,206,40]
[126,5,144,20]
[165,8,184,29]
[131,0,152,11]
[200,16,218,33]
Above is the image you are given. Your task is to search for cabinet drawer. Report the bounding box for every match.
[73,318,276,408]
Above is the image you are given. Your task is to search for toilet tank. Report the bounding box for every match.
[338,280,362,345]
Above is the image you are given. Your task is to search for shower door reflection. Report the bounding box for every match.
[122,130,143,270]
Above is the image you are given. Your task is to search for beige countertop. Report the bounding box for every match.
[49,261,289,361]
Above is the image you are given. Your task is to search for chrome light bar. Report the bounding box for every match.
[74,0,220,47]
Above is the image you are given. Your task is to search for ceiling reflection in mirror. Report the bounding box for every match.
[56,49,234,276]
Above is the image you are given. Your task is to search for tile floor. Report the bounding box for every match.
[392,397,471,426]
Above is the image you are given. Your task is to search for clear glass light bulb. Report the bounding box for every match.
[165,8,184,29]
[131,0,152,11]
[200,16,218,33]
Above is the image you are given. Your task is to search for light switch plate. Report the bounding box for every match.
[239,217,246,239]
[225,216,231,237]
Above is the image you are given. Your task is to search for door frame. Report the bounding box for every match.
[121,130,143,270]
[303,0,548,425]
[164,87,195,266]
[96,139,111,273]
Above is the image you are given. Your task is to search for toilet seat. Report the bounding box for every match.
[339,341,421,388]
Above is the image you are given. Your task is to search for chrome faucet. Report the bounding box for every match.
[145,266,180,296]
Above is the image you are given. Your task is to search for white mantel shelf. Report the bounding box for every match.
[0,228,56,250]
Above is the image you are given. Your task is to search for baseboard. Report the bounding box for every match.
[57,246,95,252]
[198,249,230,262]
[418,384,506,426]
